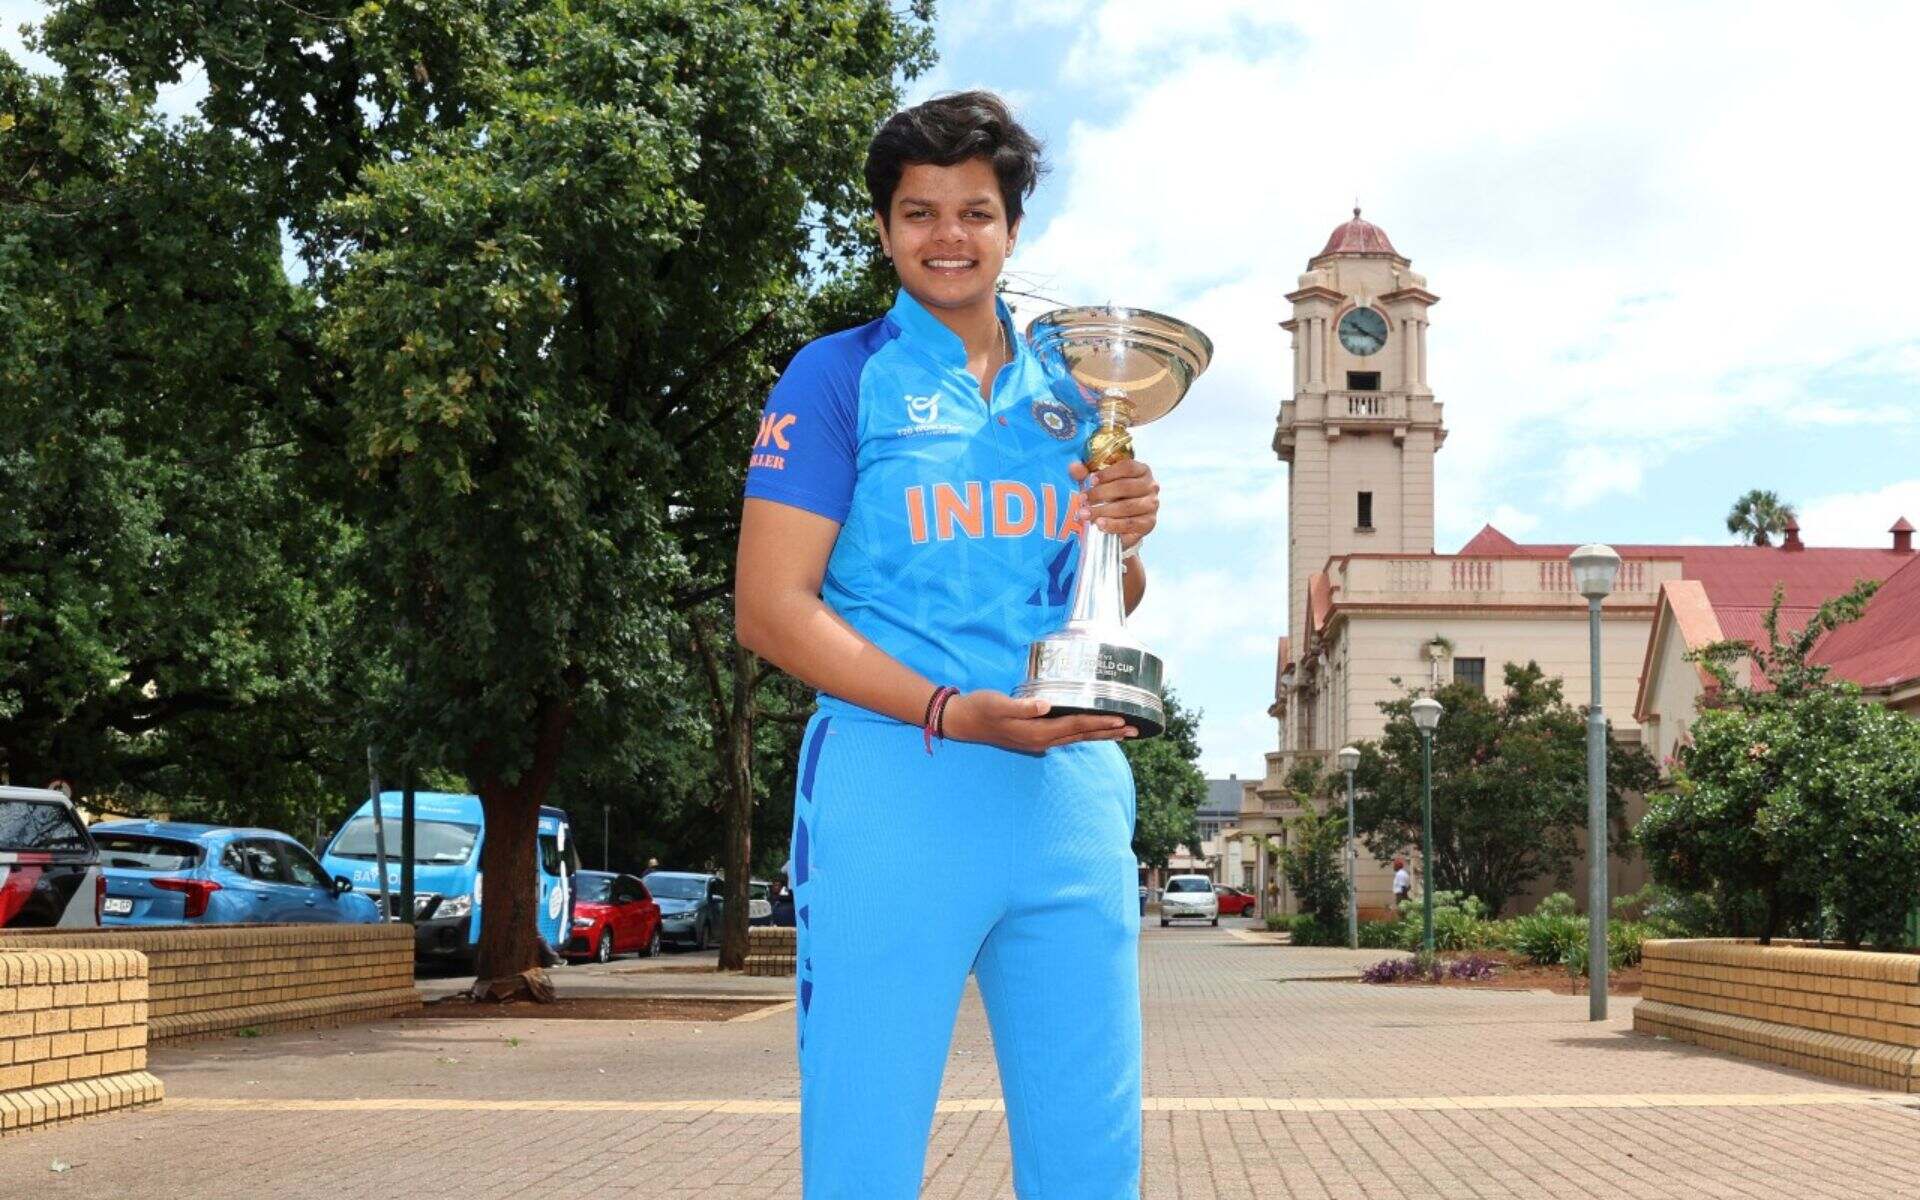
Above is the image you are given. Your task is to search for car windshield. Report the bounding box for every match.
[1165,878,1212,893]
[329,816,478,864]
[0,799,90,853]
[95,835,202,871]
[644,874,706,900]
[575,875,613,902]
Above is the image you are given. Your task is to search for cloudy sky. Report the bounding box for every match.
[9,2,1920,778]
[917,1,1920,776]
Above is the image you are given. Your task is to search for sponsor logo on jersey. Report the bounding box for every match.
[906,393,940,426]
[749,410,797,471]
[901,481,1087,545]
[1031,397,1079,441]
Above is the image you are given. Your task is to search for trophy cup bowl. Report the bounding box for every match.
[1013,307,1213,739]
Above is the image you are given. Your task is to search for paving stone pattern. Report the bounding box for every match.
[6,925,1920,1197]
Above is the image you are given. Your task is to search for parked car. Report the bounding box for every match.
[1214,885,1257,917]
[93,821,378,927]
[642,871,723,949]
[320,792,576,966]
[567,871,662,962]
[1159,875,1220,927]
[0,786,102,929]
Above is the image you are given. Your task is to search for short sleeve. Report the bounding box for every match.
[743,337,861,523]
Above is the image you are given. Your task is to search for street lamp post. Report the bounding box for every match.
[1570,543,1622,1022]
[1337,745,1361,950]
[1409,697,1443,957]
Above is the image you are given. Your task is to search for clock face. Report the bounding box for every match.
[1338,307,1389,357]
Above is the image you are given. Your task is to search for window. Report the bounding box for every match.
[1454,657,1486,693]
[95,835,201,872]
[235,839,290,883]
[330,816,477,865]
[0,799,91,852]
[1346,371,1381,391]
[272,840,330,890]
[1357,491,1374,530]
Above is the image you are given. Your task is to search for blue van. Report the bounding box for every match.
[319,792,575,965]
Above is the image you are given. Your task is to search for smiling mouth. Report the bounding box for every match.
[923,258,977,272]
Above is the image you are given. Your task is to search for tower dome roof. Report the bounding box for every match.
[1315,207,1402,260]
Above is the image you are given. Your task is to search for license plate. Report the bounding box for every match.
[103,898,133,915]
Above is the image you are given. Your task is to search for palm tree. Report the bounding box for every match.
[1725,489,1797,546]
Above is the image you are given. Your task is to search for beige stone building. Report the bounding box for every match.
[1229,211,1920,922]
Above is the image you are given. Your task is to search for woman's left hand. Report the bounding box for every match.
[1069,458,1160,552]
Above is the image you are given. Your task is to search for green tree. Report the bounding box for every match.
[1352,663,1658,916]
[1638,580,1918,946]
[0,55,363,828]
[1725,488,1797,547]
[1123,690,1206,870]
[1280,807,1346,928]
[24,0,932,992]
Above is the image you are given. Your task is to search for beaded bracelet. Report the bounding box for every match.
[923,685,960,755]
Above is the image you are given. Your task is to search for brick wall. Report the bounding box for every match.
[1637,938,1920,1090]
[745,926,795,977]
[0,924,420,1043]
[0,949,163,1133]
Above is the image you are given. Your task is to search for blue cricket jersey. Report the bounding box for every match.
[745,289,1098,718]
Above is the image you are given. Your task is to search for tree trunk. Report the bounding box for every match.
[473,780,546,987]
[469,690,575,1001]
[720,637,755,971]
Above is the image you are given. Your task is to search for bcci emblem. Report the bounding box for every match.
[1031,397,1078,441]
[905,393,940,426]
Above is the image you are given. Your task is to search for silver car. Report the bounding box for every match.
[1158,875,1220,927]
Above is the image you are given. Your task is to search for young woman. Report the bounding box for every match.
[735,91,1162,1199]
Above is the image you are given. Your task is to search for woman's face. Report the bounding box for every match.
[875,157,1020,317]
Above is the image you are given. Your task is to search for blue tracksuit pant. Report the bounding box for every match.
[789,710,1142,1198]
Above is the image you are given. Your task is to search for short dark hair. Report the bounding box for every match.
[864,90,1046,227]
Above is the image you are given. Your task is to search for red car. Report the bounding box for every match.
[566,871,662,962]
[1214,885,1257,917]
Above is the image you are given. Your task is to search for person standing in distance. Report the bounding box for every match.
[734,90,1163,1199]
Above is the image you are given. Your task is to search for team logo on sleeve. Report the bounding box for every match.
[749,411,796,470]
[1031,397,1079,441]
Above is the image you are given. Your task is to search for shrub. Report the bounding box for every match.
[1360,952,1500,984]
[1263,912,1289,933]
[1358,920,1402,949]
[1502,912,1586,966]
[1561,919,1661,976]
[1533,892,1577,918]
[1390,890,1500,952]
[1280,808,1348,928]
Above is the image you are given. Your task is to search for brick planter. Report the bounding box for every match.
[1637,938,1920,1090]
[0,949,163,1133]
[0,924,420,1043]
[745,926,796,977]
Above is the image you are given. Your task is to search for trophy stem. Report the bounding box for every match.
[1067,521,1128,627]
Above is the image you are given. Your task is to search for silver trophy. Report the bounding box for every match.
[1014,306,1212,739]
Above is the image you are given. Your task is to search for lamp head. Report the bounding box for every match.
[1410,696,1443,733]
[1569,543,1622,600]
[1336,746,1361,772]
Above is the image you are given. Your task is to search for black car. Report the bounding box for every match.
[0,786,103,929]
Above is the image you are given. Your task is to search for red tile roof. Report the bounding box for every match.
[1811,554,1920,690]
[1466,524,1919,693]
[1315,208,1403,260]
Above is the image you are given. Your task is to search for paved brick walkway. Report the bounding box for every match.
[7,922,1920,1197]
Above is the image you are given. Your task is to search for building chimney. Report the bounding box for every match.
[1894,517,1915,553]
[1782,517,1803,551]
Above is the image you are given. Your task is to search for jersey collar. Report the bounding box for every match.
[886,288,1021,372]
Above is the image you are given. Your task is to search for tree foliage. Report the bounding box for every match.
[1122,690,1205,870]
[1724,488,1797,547]
[1281,806,1346,928]
[1351,663,1658,916]
[1639,584,1920,947]
[9,0,932,987]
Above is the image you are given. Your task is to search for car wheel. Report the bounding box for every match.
[1160,918,1169,927]
[595,932,613,964]
[644,928,661,958]
[1210,916,1219,926]
[696,920,711,951]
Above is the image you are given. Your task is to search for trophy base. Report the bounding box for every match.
[1014,678,1166,740]
[1014,630,1167,739]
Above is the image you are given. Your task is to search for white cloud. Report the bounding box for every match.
[1799,480,1920,549]
[991,1,1920,775]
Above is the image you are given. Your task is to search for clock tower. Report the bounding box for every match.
[1274,210,1446,652]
